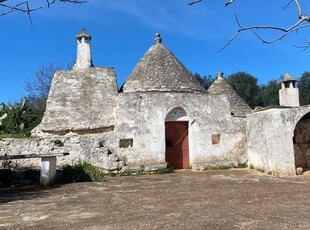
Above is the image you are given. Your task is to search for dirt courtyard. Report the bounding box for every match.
[1,169,310,230]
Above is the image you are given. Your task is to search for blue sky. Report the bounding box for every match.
[0,0,309,103]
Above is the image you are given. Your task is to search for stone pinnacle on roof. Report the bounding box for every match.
[155,33,162,44]
[122,34,207,93]
[208,72,252,116]
[217,72,224,79]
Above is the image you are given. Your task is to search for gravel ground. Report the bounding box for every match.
[1,169,310,230]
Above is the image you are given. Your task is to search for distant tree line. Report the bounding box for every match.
[194,71,310,108]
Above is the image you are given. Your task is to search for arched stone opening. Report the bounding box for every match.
[165,107,189,169]
[294,112,310,173]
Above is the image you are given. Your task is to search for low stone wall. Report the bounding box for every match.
[0,135,124,171]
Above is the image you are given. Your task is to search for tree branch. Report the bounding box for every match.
[187,0,310,51]
[0,0,86,18]
[188,0,202,6]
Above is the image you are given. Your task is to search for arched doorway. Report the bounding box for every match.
[165,107,189,169]
[294,112,310,172]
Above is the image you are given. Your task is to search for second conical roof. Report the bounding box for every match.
[122,35,206,93]
[208,76,252,116]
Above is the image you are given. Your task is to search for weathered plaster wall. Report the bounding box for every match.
[34,68,118,135]
[247,106,310,176]
[279,88,300,107]
[0,134,124,171]
[115,92,247,168]
[3,88,247,171]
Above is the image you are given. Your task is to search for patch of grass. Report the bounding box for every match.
[236,162,248,168]
[0,134,30,138]
[218,165,232,170]
[106,166,174,177]
[63,161,102,183]
[211,165,232,170]
[107,169,145,177]
[155,166,174,174]
[210,163,248,171]
[257,168,265,173]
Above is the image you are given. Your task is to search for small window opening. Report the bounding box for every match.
[212,134,221,145]
[119,139,133,148]
[284,82,290,88]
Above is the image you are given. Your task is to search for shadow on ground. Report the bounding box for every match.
[1,169,310,229]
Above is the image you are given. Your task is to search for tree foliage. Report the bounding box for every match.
[226,72,262,108]
[298,71,310,106]
[260,80,279,106]
[193,73,215,89]
[0,98,43,137]
[194,71,309,108]
[25,63,62,111]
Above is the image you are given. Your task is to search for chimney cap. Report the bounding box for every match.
[217,72,224,79]
[76,28,91,41]
[278,73,299,84]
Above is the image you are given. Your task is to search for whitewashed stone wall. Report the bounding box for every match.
[279,87,300,107]
[115,92,247,168]
[247,106,310,176]
[2,89,248,171]
[34,68,118,135]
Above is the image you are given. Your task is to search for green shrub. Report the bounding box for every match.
[211,165,232,170]
[236,162,248,168]
[257,168,265,173]
[106,166,174,177]
[63,162,102,183]
[154,166,174,174]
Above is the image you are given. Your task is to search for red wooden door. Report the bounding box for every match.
[165,121,189,169]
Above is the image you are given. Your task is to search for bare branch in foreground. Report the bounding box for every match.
[0,0,86,18]
[188,0,202,6]
[188,0,310,51]
[224,0,235,7]
[218,9,310,52]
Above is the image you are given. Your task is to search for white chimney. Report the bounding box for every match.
[73,28,93,70]
[279,73,300,107]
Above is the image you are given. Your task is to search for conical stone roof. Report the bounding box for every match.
[207,72,252,116]
[122,34,206,93]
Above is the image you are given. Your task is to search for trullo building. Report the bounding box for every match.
[2,29,310,177]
